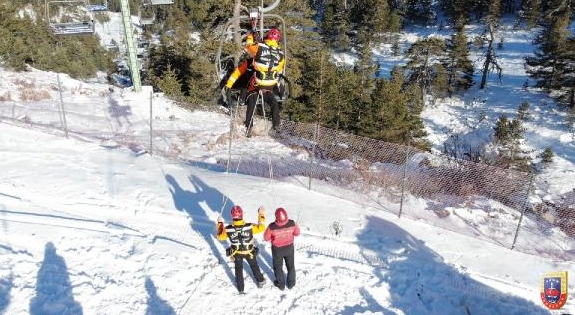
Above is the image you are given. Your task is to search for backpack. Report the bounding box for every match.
[253,44,284,86]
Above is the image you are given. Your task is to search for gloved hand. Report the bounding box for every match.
[217,216,224,223]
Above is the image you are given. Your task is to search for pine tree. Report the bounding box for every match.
[404,0,435,25]
[517,101,530,121]
[322,68,360,131]
[404,37,447,105]
[521,0,542,28]
[541,147,554,164]
[440,0,472,24]
[494,114,512,144]
[525,0,575,108]
[445,24,474,94]
[358,68,428,148]
[157,64,183,96]
[321,0,352,51]
[292,49,344,123]
[351,0,396,37]
[493,112,529,169]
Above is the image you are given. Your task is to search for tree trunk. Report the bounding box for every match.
[233,0,242,50]
[480,24,494,89]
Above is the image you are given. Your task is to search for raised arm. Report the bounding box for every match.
[252,205,266,234]
[216,216,228,241]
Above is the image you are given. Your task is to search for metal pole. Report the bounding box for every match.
[511,172,535,250]
[149,90,153,155]
[398,142,411,218]
[226,96,235,174]
[56,74,69,138]
[308,122,319,190]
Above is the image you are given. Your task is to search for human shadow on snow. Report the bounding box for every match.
[29,242,83,315]
[186,174,275,287]
[351,216,552,315]
[107,96,132,128]
[145,277,176,315]
[0,272,12,314]
[165,174,234,284]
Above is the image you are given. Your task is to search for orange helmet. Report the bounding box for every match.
[231,206,243,220]
[266,28,281,42]
[275,207,288,224]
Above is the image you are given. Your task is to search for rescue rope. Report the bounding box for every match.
[257,90,278,206]
[220,94,245,216]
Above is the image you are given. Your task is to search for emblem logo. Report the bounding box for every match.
[540,271,568,310]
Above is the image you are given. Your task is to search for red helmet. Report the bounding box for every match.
[275,207,288,224]
[266,28,281,42]
[231,206,243,220]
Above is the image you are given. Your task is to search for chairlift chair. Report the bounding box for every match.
[144,0,174,5]
[45,0,95,35]
[140,16,155,25]
[216,10,290,106]
[139,5,155,25]
[86,0,107,11]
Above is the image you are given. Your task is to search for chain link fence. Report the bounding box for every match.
[1,78,573,261]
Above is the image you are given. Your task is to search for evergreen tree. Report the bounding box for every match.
[541,147,554,164]
[493,113,530,169]
[0,2,111,78]
[322,68,360,131]
[292,49,340,123]
[320,0,352,51]
[351,0,397,38]
[404,0,435,25]
[445,24,474,94]
[354,39,377,106]
[517,101,530,121]
[346,38,378,133]
[494,114,513,144]
[358,68,428,148]
[521,0,542,28]
[439,0,471,24]
[525,0,575,108]
[157,64,183,96]
[404,37,447,105]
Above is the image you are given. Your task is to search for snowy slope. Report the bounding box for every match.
[1,66,574,315]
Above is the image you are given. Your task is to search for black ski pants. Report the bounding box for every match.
[234,253,264,292]
[271,244,295,290]
[245,88,280,129]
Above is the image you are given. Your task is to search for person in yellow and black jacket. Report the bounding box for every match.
[223,28,285,135]
[216,205,266,294]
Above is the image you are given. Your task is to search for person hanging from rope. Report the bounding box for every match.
[216,205,267,294]
[222,28,286,135]
[263,207,300,291]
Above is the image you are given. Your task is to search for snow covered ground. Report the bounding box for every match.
[1,66,574,314]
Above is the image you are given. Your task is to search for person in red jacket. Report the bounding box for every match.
[263,207,300,290]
